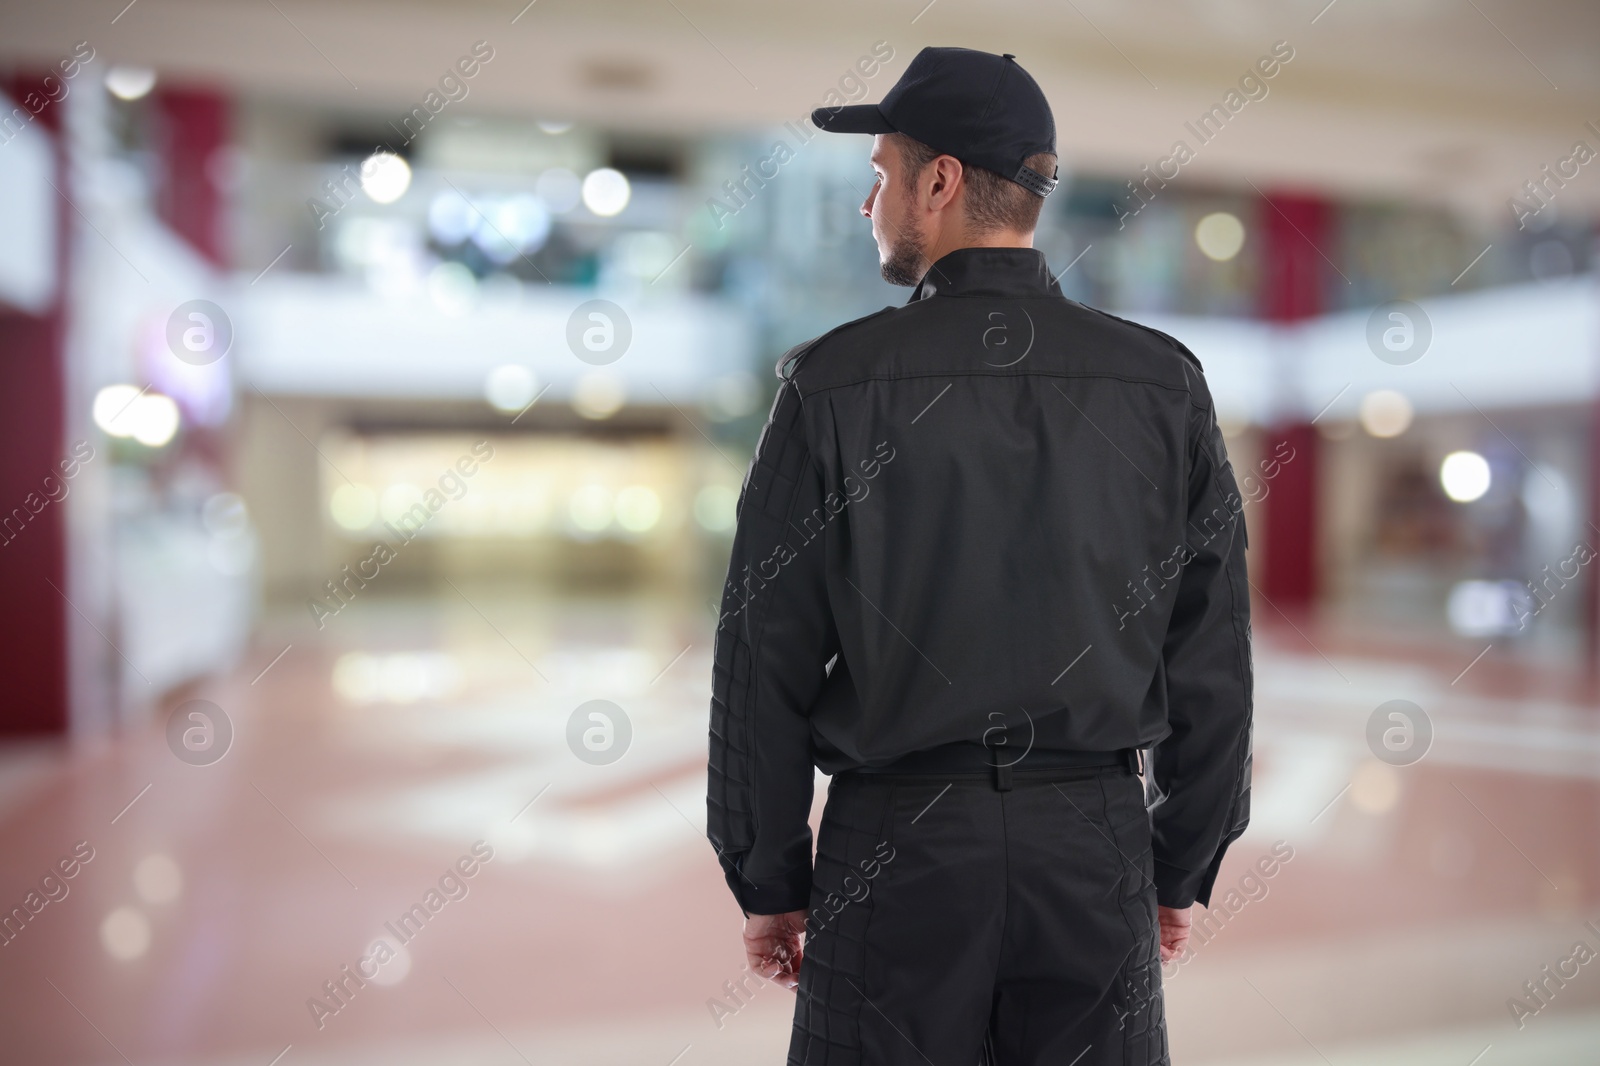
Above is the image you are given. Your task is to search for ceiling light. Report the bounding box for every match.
[360,151,412,204]
[105,66,157,101]
[1440,451,1490,502]
[581,167,630,217]
[485,364,538,413]
[1194,211,1245,261]
[129,393,181,447]
[1358,389,1412,438]
[92,384,143,437]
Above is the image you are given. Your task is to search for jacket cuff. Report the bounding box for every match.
[728,868,812,916]
[1153,852,1227,910]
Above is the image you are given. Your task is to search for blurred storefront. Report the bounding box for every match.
[6,73,1595,736]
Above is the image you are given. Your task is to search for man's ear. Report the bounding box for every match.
[925,156,965,213]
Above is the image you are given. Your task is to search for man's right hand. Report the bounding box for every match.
[743,909,808,991]
[1157,904,1192,963]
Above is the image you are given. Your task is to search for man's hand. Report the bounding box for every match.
[1157,904,1191,964]
[744,909,808,991]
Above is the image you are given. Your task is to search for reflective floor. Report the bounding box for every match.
[1,586,1598,1065]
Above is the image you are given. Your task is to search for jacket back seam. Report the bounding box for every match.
[795,369,1197,400]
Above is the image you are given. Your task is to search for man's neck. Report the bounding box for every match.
[921,227,1034,272]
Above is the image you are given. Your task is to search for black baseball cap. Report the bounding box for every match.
[811,47,1058,197]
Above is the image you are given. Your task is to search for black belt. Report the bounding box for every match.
[843,743,1141,792]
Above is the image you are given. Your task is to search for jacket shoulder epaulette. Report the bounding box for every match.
[774,306,900,383]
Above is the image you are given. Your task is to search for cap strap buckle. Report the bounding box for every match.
[1013,164,1059,198]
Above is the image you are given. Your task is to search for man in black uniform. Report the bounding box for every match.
[706,46,1253,1066]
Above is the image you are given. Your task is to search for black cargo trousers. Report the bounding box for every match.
[787,761,1167,1066]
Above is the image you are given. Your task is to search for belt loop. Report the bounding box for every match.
[1123,748,1139,775]
[994,759,1013,792]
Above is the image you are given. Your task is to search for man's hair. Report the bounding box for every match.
[892,133,1055,235]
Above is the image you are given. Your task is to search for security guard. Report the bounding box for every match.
[707,46,1253,1066]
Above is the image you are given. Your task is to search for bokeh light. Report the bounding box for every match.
[427,261,477,315]
[1440,450,1491,502]
[133,854,183,904]
[360,152,412,204]
[614,485,662,532]
[581,167,631,217]
[1358,389,1413,438]
[1194,211,1246,261]
[694,484,738,532]
[485,365,539,413]
[100,906,151,960]
[569,484,615,531]
[105,66,157,100]
[330,484,379,530]
[92,384,143,436]
[572,371,626,419]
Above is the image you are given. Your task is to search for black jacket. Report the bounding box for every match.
[707,246,1253,914]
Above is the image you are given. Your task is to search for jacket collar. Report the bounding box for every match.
[908,246,1061,302]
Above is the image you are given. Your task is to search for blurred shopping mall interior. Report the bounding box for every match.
[1,1,1598,1063]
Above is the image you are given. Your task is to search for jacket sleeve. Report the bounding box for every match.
[707,378,839,916]
[1147,394,1254,910]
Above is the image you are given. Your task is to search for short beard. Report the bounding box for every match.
[878,216,928,287]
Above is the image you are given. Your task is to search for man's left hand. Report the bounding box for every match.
[1157,904,1192,963]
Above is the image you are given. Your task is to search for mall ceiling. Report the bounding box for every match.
[3,0,1598,220]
